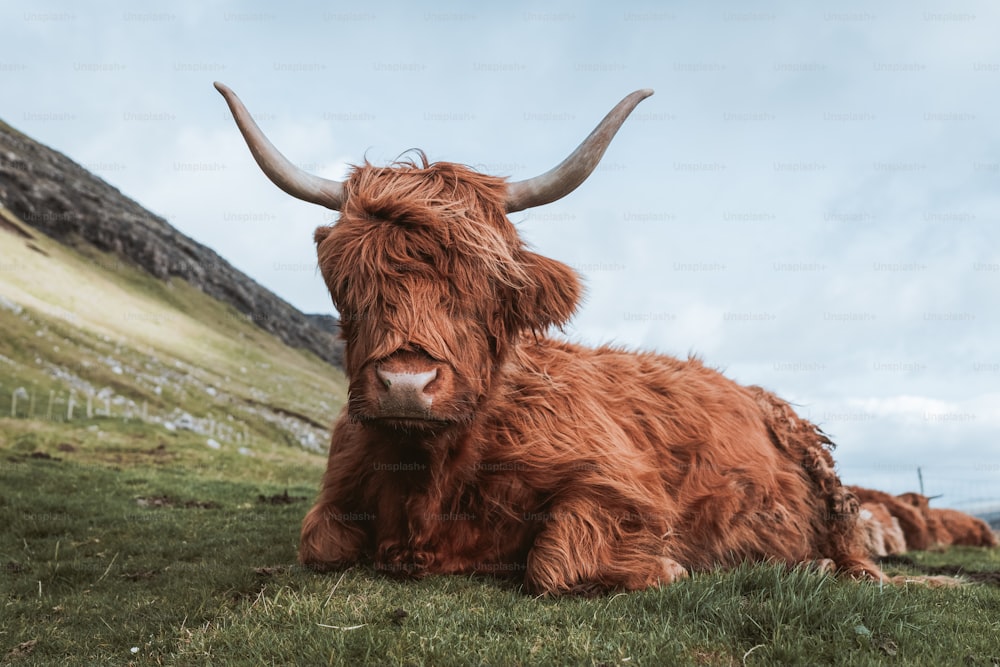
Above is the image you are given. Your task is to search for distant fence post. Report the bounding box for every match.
[46,390,54,421]
[10,390,16,417]
[67,393,75,421]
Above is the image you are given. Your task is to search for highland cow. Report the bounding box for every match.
[897,492,951,547]
[932,508,998,548]
[858,502,907,557]
[849,486,932,551]
[217,82,883,594]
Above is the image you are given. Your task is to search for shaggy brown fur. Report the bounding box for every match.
[858,502,907,557]
[294,155,883,594]
[897,492,951,547]
[848,486,932,551]
[932,508,998,547]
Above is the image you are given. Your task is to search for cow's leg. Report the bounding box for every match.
[300,421,370,571]
[374,541,434,579]
[524,500,686,595]
[808,558,836,575]
[836,557,887,582]
[299,499,366,571]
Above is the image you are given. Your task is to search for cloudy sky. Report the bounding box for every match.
[2,0,998,508]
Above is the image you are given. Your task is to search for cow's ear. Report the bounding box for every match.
[509,250,582,332]
[314,225,333,245]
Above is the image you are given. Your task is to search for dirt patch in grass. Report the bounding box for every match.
[880,554,1000,586]
[6,442,176,465]
[135,495,220,510]
[4,451,63,464]
[97,442,176,466]
[257,490,306,505]
[3,639,38,662]
[3,561,27,575]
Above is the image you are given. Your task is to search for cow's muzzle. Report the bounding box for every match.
[375,367,438,418]
[366,349,453,423]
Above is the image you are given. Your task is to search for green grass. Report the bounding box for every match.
[2,436,999,666]
[0,430,320,665]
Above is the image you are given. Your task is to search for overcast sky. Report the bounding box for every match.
[2,0,998,509]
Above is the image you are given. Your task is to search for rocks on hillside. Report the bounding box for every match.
[0,119,343,369]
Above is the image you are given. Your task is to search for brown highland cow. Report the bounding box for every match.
[932,508,998,548]
[849,486,933,552]
[897,492,951,547]
[858,502,907,557]
[217,82,883,594]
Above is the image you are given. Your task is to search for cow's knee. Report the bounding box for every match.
[524,503,684,595]
[299,504,364,570]
[526,549,687,596]
[647,556,689,588]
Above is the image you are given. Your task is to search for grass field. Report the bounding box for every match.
[2,428,1000,666]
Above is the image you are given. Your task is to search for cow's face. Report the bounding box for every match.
[315,159,581,430]
[215,82,650,430]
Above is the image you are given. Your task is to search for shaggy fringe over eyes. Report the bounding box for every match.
[340,156,530,289]
[315,157,582,367]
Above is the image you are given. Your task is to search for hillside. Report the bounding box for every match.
[0,202,346,449]
[0,113,353,455]
[0,118,343,369]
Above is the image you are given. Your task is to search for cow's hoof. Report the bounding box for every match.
[809,558,836,575]
[656,556,689,585]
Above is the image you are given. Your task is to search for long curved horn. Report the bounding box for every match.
[505,89,653,213]
[214,82,345,210]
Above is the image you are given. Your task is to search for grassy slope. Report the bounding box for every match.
[2,209,1000,666]
[0,205,346,448]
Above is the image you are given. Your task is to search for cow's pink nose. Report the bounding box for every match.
[375,368,438,416]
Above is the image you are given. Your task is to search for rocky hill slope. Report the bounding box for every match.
[0,119,343,369]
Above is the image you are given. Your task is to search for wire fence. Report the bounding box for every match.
[840,465,1000,524]
[0,375,332,452]
[3,385,135,422]
[0,382,256,447]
